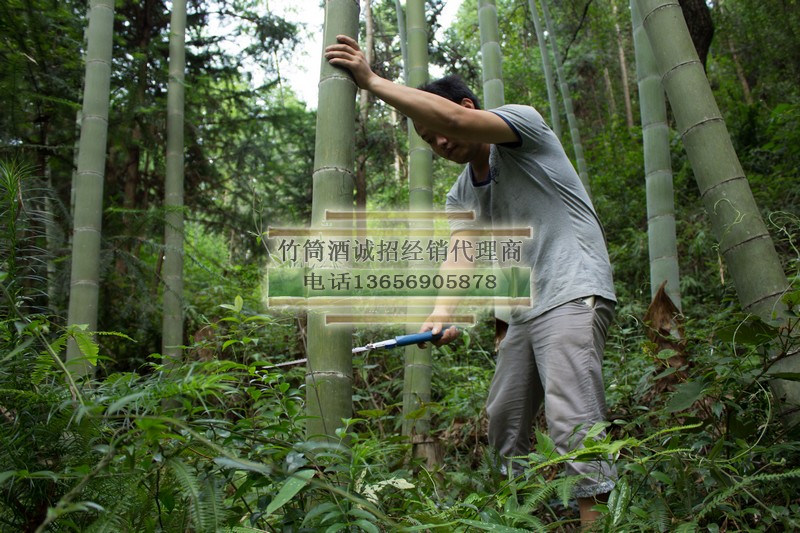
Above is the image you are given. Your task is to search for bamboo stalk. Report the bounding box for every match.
[631,0,682,310]
[478,0,505,109]
[636,0,788,319]
[635,0,798,425]
[402,0,434,440]
[66,0,115,377]
[162,0,187,365]
[306,0,360,442]
[527,0,561,138]
[540,0,591,195]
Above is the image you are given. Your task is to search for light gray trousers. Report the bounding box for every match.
[486,296,617,498]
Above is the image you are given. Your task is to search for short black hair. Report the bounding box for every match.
[417,75,481,110]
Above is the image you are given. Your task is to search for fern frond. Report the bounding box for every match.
[167,457,205,530]
[649,498,669,532]
[518,481,556,513]
[31,350,57,385]
[504,511,546,532]
[166,457,228,533]
[696,468,800,521]
[197,475,228,533]
[83,473,144,533]
[556,475,581,508]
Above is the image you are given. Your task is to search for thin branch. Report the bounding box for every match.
[562,0,593,63]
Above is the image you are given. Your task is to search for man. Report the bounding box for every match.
[325,35,617,525]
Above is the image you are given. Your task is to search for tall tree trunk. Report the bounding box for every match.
[66,0,115,376]
[614,1,635,129]
[45,151,61,314]
[305,0,359,442]
[37,117,63,314]
[603,67,618,119]
[118,8,153,278]
[355,0,374,212]
[402,0,436,463]
[162,0,187,365]
[540,0,591,195]
[478,0,504,109]
[635,0,798,424]
[716,0,754,105]
[727,36,753,105]
[527,0,561,138]
[631,0,682,311]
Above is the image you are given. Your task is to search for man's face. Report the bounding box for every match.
[414,124,476,164]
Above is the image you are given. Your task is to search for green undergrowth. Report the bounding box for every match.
[2,280,800,531]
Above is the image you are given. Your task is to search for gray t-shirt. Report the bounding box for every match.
[445,104,616,323]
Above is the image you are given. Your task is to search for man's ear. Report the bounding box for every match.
[460,98,476,109]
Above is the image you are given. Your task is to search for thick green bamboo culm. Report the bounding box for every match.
[162,0,187,364]
[527,0,561,139]
[631,0,681,311]
[66,0,115,376]
[635,0,788,320]
[635,0,799,425]
[478,0,504,110]
[305,0,360,442]
[402,0,435,439]
[539,0,590,195]
[477,0,511,328]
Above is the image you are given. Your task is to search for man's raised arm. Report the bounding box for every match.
[324,35,516,145]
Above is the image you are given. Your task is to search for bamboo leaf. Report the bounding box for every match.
[650,470,674,486]
[352,519,380,533]
[266,469,315,515]
[302,502,339,526]
[213,456,271,475]
[106,391,147,414]
[0,471,15,486]
[1,336,34,363]
[222,339,239,350]
[357,409,388,418]
[653,366,678,380]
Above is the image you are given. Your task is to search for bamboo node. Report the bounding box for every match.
[698,174,746,198]
[680,116,724,138]
[305,370,353,381]
[720,231,771,256]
